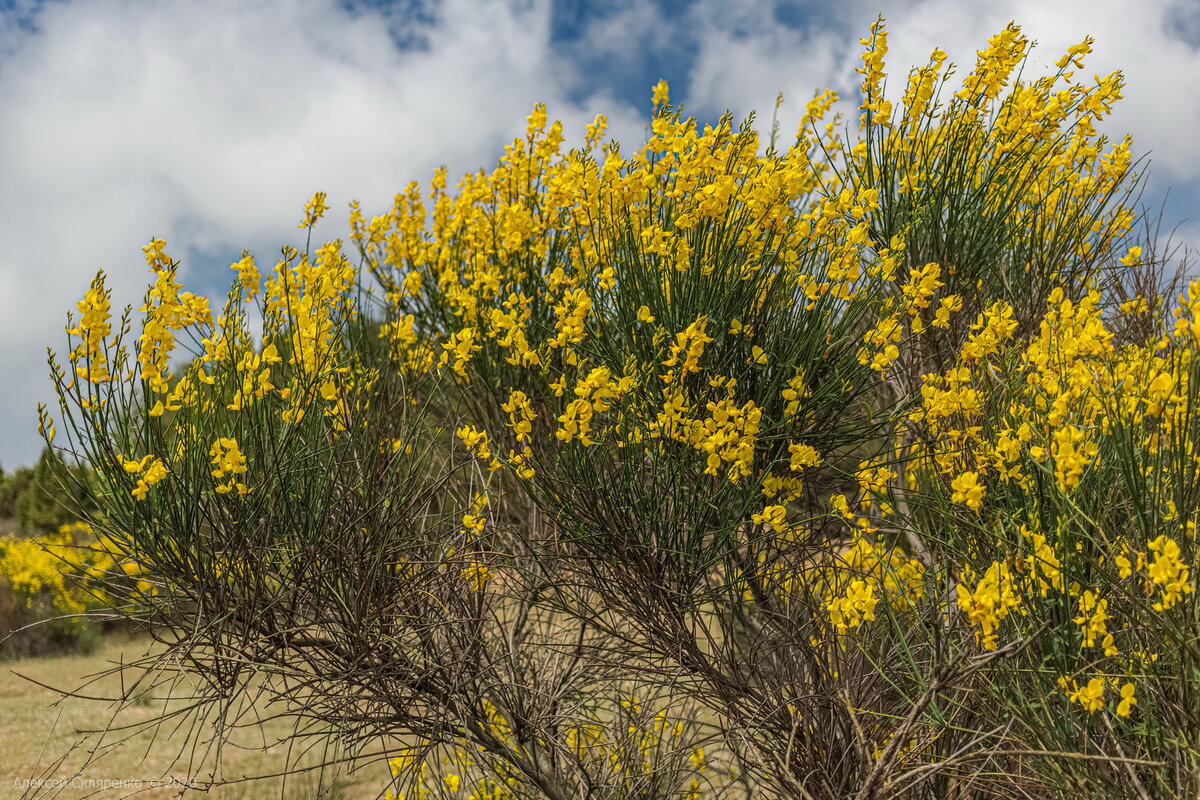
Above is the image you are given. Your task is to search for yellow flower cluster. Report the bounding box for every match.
[122,454,169,501]
[139,239,212,398]
[209,437,249,496]
[0,523,148,646]
[66,273,114,386]
[1058,676,1137,717]
[956,561,1021,650]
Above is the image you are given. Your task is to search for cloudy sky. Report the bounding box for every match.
[1,0,1198,469]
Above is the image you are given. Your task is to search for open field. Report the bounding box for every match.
[0,634,390,799]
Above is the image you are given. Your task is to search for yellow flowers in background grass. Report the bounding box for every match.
[0,522,150,654]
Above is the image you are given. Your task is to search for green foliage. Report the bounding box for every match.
[0,448,98,536]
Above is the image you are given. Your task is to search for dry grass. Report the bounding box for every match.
[0,632,392,800]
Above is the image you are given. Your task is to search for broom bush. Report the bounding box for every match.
[36,17,1198,800]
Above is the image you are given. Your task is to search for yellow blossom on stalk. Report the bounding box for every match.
[1146,534,1194,611]
[138,242,212,396]
[830,494,854,521]
[1061,676,1106,714]
[584,113,607,148]
[557,400,595,445]
[1051,424,1098,492]
[752,504,788,533]
[1116,682,1137,717]
[67,272,114,384]
[123,455,168,501]
[550,288,592,348]
[501,389,537,444]
[1119,245,1143,267]
[956,561,1020,649]
[789,442,821,472]
[932,295,963,328]
[855,460,896,501]
[663,316,713,379]
[298,190,329,228]
[857,18,892,127]
[901,48,947,137]
[209,437,250,496]
[142,237,171,271]
[440,327,481,379]
[1018,526,1064,596]
[827,579,879,633]
[1055,36,1094,70]
[651,79,669,107]
[462,513,486,539]
[456,425,500,470]
[899,262,943,313]
[230,250,260,300]
[957,23,1028,106]
[760,473,804,502]
[508,446,536,479]
[950,471,985,511]
[461,559,491,592]
[960,301,1018,362]
[859,314,903,372]
[1115,547,1145,579]
[692,388,761,481]
[1073,590,1117,656]
[781,372,810,419]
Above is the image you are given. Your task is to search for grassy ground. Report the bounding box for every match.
[0,633,392,799]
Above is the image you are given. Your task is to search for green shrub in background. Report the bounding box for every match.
[0,448,99,535]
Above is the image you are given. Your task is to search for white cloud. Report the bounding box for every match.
[687,0,854,136]
[0,0,643,469]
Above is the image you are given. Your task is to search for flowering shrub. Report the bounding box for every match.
[0,521,140,656]
[37,17,1199,800]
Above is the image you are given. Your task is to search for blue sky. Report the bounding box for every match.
[2,0,1199,469]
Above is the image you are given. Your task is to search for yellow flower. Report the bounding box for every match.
[827,578,879,633]
[1146,534,1194,611]
[789,442,822,473]
[1116,682,1137,718]
[123,454,169,501]
[950,471,985,511]
[956,561,1020,649]
[830,494,854,520]
[751,505,788,533]
[66,272,114,384]
[1055,36,1093,70]
[210,438,249,496]
[1073,590,1116,655]
[1064,677,1106,714]
[298,190,329,228]
[652,79,670,107]
[461,560,491,592]
[230,250,259,300]
[456,425,492,460]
